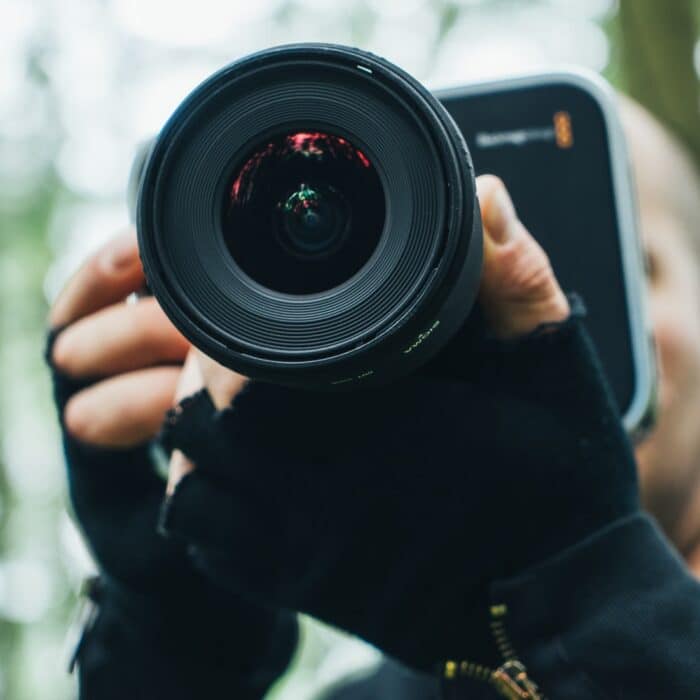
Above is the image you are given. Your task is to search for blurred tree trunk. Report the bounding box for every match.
[616,0,700,168]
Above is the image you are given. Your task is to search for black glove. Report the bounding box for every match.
[46,327,298,699]
[158,302,639,675]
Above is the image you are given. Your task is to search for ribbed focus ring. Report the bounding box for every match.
[151,62,449,356]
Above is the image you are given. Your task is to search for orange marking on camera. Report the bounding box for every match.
[554,111,574,149]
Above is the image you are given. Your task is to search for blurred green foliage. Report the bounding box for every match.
[608,0,700,167]
[0,1,697,698]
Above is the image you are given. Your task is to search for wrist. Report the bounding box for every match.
[489,514,696,698]
[73,574,298,699]
[82,573,298,685]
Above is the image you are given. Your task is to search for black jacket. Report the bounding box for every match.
[47,320,700,699]
[321,513,700,699]
[74,511,700,699]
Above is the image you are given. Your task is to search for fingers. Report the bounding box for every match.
[51,297,190,379]
[476,175,570,338]
[174,349,206,403]
[64,366,181,448]
[197,353,248,411]
[49,230,145,328]
[161,471,252,552]
[48,231,190,450]
[165,351,248,494]
[167,350,204,495]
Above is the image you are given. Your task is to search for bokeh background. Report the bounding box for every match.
[1,1,699,698]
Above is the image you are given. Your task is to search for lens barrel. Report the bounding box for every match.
[137,44,482,388]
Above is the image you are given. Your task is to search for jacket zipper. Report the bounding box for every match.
[440,604,544,699]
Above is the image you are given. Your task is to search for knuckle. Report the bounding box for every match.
[515,247,554,297]
[86,252,111,284]
[74,248,111,291]
[493,233,558,302]
[519,258,557,301]
[494,237,523,266]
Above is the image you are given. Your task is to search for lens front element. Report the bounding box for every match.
[280,182,349,257]
[224,131,385,295]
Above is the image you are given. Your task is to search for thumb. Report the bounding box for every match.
[476,175,570,338]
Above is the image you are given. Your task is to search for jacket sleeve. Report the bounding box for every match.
[74,573,298,700]
[334,515,700,700]
[61,440,299,700]
[45,327,298,700]
[484,513,700,699]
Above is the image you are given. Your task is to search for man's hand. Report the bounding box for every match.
[49,231,190,447]
[167,175,571,489]
[46,229,198,590]
[155,174,637,676]
[46,232,300,697]
[475,175,569,337]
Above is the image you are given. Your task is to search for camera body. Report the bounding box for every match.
[130,44,656,438]
[435,72,656,438]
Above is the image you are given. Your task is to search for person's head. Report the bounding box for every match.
[618,97,700,563]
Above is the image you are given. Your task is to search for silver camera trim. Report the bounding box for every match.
[434,68,657,440]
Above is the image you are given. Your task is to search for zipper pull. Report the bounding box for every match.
[439,603,544,700]
[491,660,541,699]
[489,604,543,699]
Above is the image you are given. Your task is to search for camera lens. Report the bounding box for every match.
[280,182,347,257]
[137,44,482,388]
[224,131,385,294]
